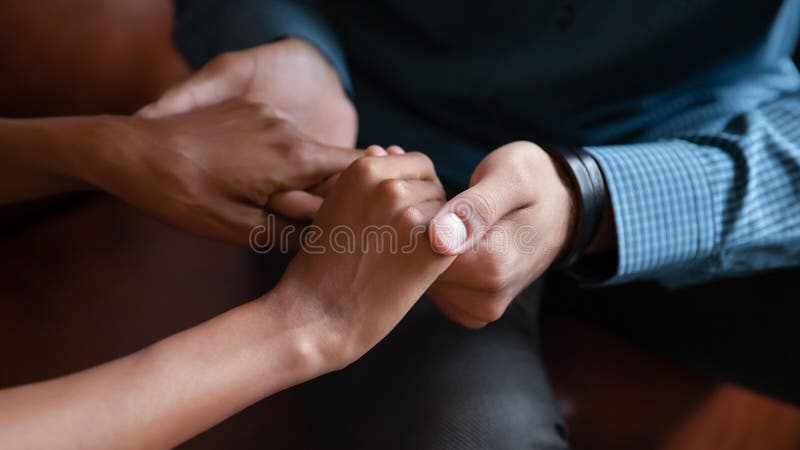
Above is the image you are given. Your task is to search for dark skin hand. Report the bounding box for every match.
[139,38,360,224]
[0,98,361,246]
[139,38,357,148]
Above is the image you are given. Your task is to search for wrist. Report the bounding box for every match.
[258,283,352,378]
[545,152,580,263]
[63,115,136,190]
[13,115,129,190]
[585,191,616,255]
[543,145,607,268]
[0,118,102,202]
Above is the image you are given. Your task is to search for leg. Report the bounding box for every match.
[300,283,569,450]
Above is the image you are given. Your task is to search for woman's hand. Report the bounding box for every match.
[71,99,361,246]
[268,147,456,369]
[0,142,451,450]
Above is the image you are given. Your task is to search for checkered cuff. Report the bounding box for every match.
[583,140,725,284]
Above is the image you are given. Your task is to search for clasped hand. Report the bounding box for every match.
[135,39,578,341]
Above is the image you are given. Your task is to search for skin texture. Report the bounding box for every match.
[0,101,361,246]
[276,149,455,366]
[138,38,356,147]
[427,141,578,328]
[137,38,612,329]
[138,38,358,213]
[0,149,455,450]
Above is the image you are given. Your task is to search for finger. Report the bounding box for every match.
[206,202,304,249]
[269,190,324,220]
[386,145,406,155]
[430,251,482,285]
[366,145,388,156]
[426,293,488,329]
[428,169,533,255]
[137,55,251,118]
[310,174,340,197]
[350,152,439,183]
[239,205,305,250]
[426,281,497,324]
[303,144,363,179]
[413,199,446,223]
[381,179,445,205]
[311,147,377,197]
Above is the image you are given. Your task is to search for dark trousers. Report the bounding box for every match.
[297,284,570,450]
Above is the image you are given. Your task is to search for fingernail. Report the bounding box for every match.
[432,213,468,254]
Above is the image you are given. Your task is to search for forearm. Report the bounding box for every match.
[0,117,100,204]
[0,292,332,450]
[583,90,800,285]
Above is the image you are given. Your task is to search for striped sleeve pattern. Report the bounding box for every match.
[584,92,800,286]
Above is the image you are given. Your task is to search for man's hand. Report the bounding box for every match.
[76,99,360,246]
[138,38,357,148]
[271,148,456,367]
[426,141,576,328]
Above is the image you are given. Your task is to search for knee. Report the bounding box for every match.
[409,388,569,450]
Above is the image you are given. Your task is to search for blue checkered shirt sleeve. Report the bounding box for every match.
[584,89,800,286]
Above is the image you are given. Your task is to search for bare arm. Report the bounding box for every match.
[0,118,94,204]
[0,296,327,450]
[0,151,454,450]
[0,104,360,245]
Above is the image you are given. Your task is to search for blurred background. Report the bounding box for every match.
[0,1,798,449]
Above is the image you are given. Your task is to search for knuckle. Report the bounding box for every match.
[286,142,317,173]
[377,179,407,204]
[256,102,279,118]
[409,151,435,173]
[461,192,496,227]
[285,137,313,157]
[396,205,425,230]
[348,157,380,183]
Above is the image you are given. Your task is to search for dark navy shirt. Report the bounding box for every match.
[174,0,800,286]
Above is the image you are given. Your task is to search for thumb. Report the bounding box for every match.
[428,169,531,255]
[137,54,251,118]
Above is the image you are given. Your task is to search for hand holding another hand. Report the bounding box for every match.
[270,148,456,369]
[76,99,360,246]
[426,141,577,328]
[138,38,357,148]
[122,38,360,246]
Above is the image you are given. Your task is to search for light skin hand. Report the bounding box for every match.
[0,147,455,450]
[138,38,357,148]
[273,148,457,365]
[426,141,577,328]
